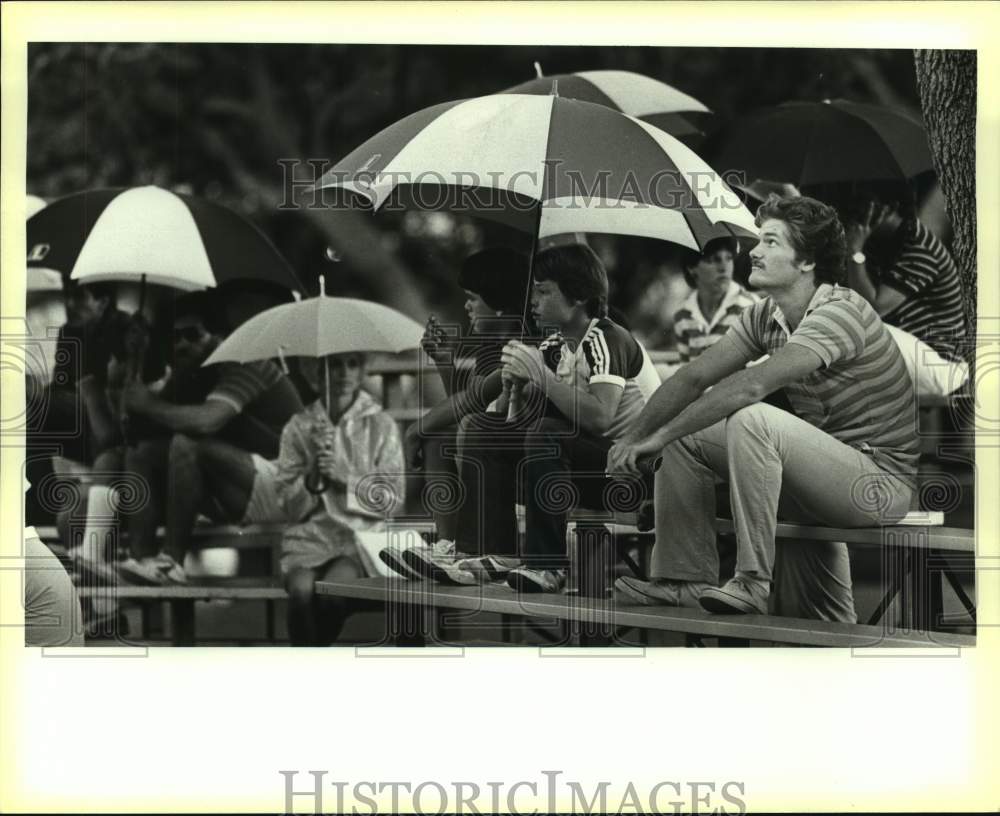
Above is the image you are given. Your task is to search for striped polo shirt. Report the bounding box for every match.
[727,284,919,488]
[672,281,759,362]
[876,220,966,360]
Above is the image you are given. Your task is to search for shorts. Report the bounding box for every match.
[241,454,283,525]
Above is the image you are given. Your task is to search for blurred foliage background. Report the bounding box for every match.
[27,44,927,347]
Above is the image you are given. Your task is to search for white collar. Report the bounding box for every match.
[683,281,745,330]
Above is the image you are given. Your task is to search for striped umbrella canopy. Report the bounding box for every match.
[501,68,710,142]
[713,99,934,187]
[27,186,303,294]
[314,94,757,253]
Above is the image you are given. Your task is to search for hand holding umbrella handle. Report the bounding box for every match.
[304,464,331,495]
[305,426,335,494]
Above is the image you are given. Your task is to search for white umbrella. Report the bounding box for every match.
[203,276,424,411]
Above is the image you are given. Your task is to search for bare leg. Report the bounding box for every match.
[421,430,460,541]
[316,556,363,644]
[164,435,256,564]
[122,439,169,559]
[285,566,320,646]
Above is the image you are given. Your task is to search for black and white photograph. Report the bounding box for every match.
[16,38,979,651]
[2,2,997,813]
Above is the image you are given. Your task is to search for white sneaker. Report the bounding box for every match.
[158,555,188,586]
[506,567,567,594]
[117,556,169,586]
[401,539,459,580]
[379,544,425,580]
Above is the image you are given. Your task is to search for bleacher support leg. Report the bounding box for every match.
[171,600,196,646]
[573,522,615,646]
[388,601,426,646]
[265,600,276,642]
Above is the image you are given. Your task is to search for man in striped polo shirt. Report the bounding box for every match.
[672,237,759,364]
[608,195,918,618]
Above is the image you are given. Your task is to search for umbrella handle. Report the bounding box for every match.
[304,465,331,495]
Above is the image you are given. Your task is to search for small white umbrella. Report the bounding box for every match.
[203,276,424,412]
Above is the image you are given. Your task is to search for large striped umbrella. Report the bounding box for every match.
[713,99,934,187]
[314,93,756,253]
[501,67,710,143]
[27,186,303,295]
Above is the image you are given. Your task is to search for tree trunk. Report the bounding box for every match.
[913,50,977,351]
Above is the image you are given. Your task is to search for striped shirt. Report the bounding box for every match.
[727,284,919,488]
[673,281,759,362]
[539,317,655,441]
[204,360,303,459]
[876,220,966,360]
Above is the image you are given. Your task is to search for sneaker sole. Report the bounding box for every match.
[506,572,560,594]
[379,548,423,580]
[698,589,764,615]
[480,557,522,581]
[116,565,165,586]
[614,577,670,606]
[401,549,478,585]
[401,548,441,581]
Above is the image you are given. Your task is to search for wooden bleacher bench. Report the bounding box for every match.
[308,509,974,648]
[38,507,973,646]
[571,510,974,635]
[314,578,973,649]
[75,579,286,646]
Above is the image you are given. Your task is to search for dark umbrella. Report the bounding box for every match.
[27,186,304,303]
[713,99,934,188]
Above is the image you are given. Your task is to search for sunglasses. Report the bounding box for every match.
[173,326,205,344]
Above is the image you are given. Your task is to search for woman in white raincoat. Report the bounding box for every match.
[275,352,405,645]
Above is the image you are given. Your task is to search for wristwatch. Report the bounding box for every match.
[851,251,866,265]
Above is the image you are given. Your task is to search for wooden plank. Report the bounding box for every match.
[35,523,285,547]
[315,578,974,648]
[77,580,286,601]
[385,407,427,422]
[714,519,973,552]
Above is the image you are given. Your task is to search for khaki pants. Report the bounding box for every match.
[651,403,913,622]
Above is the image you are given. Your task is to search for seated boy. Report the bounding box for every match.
[403,243,658,593]
[402,248,530,543]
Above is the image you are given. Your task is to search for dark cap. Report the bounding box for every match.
[458,248,531,316]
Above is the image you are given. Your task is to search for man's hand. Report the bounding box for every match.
[501,341,546,386]
[607,439,642,476]
[121,380,154,413]
[846,201,892,253]
[421,314,454,366]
